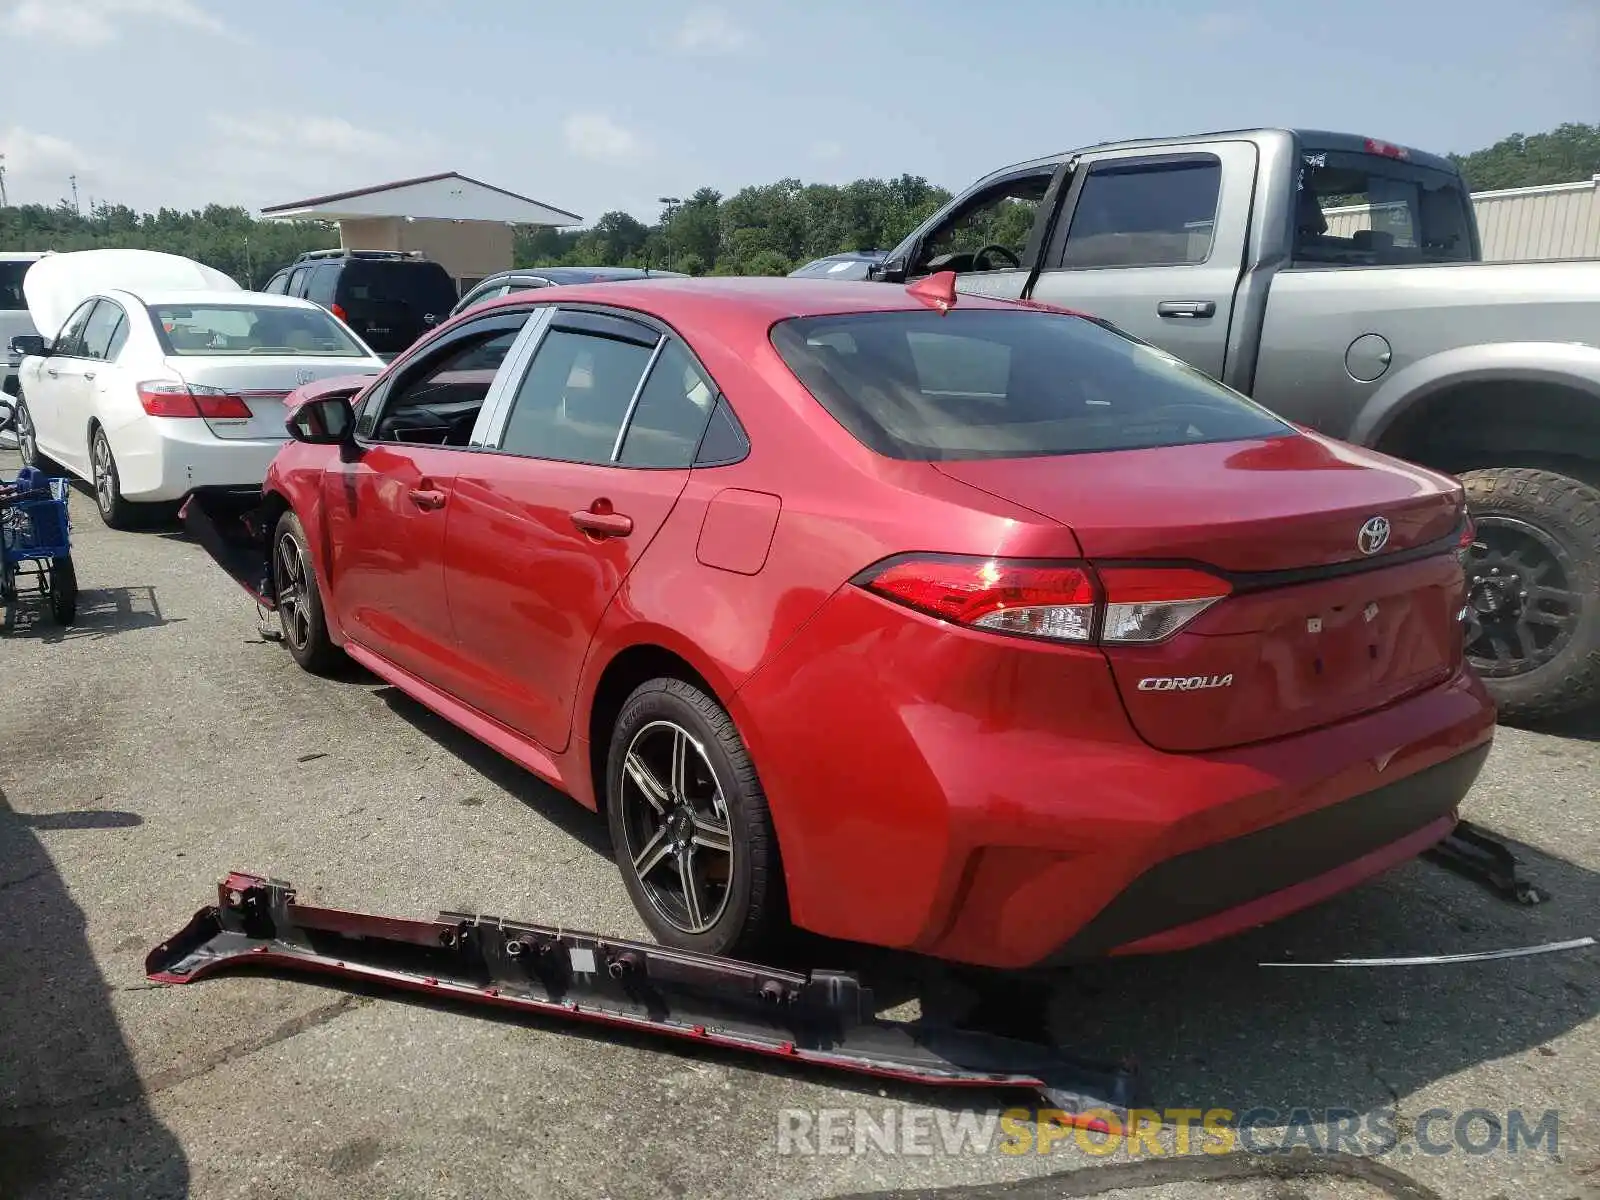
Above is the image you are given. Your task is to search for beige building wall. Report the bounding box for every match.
[339,217,515,292]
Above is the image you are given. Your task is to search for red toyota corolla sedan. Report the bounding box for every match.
[195,274,1495,969]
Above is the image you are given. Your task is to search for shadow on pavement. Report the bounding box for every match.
[1504,703,1600,743]
[0,789,189,1198]
[3,585,181,643]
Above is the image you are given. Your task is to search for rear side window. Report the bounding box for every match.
[1295,150,1475,265]
[339,261,458,313]
[0,261,31,311]
[305,264,338,307]
[617,341,718,468]
[770,309,1290,461]
[1058,156,1222,269]
[499,329,655,464]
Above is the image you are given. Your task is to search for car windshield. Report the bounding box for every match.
[770,308,1291,461]
[0,262,31,311]
[148,304,368,357]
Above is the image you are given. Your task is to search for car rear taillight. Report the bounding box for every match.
[855,556,1230,646]
[1096,566,1232,644]
[137,382,252,419]
[1455,514,1476,563]
[330,302,348,321]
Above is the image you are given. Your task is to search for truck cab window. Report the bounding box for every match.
[1294,151,1475,266]
[914,172,1053,275]
[1058,157,1223,269]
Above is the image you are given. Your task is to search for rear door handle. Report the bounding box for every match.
[46,367,59,377]
[1157,300,1216,318]
[570,508,633,538]
[407,487,447,511]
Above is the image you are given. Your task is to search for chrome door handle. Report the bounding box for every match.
[46,368,59,377]
[83,371,96,381]
[1156,300,1217,319]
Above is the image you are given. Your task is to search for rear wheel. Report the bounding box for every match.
[605,678,784,958]
[1461,467,1600,722]
[272,510,341,674]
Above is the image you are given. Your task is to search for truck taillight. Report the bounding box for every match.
[855,556,1230,646]
[1363,137,1410,160]
[137,382,252,419]
[331,302,348,321]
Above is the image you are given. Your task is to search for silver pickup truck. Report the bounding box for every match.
[870,127,1600,722]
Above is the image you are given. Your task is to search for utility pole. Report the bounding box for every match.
[69,174,80,214]
[657,196,681,272]
[0,155,8,208]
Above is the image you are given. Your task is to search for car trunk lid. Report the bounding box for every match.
[934,434,1469,751]
[167,358,381,441]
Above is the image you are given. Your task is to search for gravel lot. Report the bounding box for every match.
[2,454,1596,1200]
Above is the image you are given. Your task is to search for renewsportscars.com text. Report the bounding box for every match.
[774,1106,1560,1160]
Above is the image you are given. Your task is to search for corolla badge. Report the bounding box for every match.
[1357,515,1391,555]
[1137,674,1234,692]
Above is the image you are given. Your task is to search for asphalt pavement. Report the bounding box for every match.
[1,453,1596,1200]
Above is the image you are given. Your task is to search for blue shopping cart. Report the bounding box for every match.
[0,399,78,625]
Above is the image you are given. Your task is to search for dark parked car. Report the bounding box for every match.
[263,250,459,359]
[788,250,890,281]
[451,266,687,317]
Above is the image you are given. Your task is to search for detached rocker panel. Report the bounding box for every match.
[147,873,1137,1123]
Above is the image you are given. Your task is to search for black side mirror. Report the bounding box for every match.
[870,258,909,284]
[286,395,358,446]
[9,334,48,358]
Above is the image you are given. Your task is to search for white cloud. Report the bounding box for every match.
[210,113,405,159]
[4,0,230,46]
[670,6,752,54]
[0,126,94,183]
[562,113,646,165]
[809,140,843,162]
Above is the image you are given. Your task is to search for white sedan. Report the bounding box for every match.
[12,249,386,528]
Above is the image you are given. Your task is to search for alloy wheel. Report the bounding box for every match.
[1463,515,1583,678]
[17,403,37,467]
[274,532,312,651]
[92,433,116,517]
[617,720,735,935]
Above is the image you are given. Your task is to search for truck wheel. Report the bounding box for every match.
[605,678,785,959]
[1461,467,1600,723]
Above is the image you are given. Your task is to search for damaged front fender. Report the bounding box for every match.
[147,873,1139,1124]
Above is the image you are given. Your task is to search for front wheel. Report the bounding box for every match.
[605,678,785,958]
[1461,467,1600,722]
[15,396,61,474]
[272,510,341,674]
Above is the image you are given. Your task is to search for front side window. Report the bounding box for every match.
[1058,156,1222,269]
[53,300,98,355]
[915,171,1053,275]
[1294,149,1475,265]
[498,329,656,464]
[369,325,524,446]
[262,271,289,295]
[148,304,369,357]
[771,308,1290,461]
[79,301,126,361]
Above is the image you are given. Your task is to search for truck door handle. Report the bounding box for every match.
[570,506,633,538]
[407,487,447,510]
[1157,300,1216,319]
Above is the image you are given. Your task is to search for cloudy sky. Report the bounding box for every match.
[2,0,1595,226]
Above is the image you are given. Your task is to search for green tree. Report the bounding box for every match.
[1449,123,1600,190]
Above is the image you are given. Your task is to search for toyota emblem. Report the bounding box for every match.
[1357,516,1391,555]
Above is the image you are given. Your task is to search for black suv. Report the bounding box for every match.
[449,265,687,318]
[263,250,459,358]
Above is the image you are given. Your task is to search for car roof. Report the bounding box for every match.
[0,251,50,262]
[468,275,1021,331]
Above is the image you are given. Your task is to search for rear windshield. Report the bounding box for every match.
[770,308,1290,461]
[1,262,30,311]
[1295,150,1476,265]
[339,261,458,308]
[149,304,369,357]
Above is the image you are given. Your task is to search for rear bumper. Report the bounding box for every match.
[734,586,1497,968]
[108,419,285,503]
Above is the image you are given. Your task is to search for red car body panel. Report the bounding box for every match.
[258,278,1495,969]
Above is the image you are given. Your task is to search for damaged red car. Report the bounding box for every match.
[189,274,1495,970]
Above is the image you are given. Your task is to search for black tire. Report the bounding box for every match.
[272,510,341,674]
[14,395,62,475]
[89,425,144,530]
[1461,467,1600,723]
[48,556,78,625]
[605,678,785,958]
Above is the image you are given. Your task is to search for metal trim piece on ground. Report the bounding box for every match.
[146,873,1139,1125]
